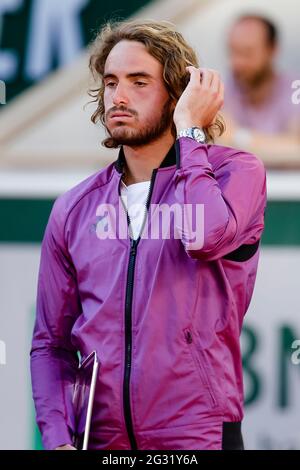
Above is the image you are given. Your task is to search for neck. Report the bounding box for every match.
[122,130,175,185]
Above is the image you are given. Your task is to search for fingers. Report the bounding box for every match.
[200,68,214,88]
[186,66,224,107]
[210,70,224,107]
[186,67,221,91]
[210,70,220,91]
[186,66,202,87]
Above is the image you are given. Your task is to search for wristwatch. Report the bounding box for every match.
[177,126,207,144]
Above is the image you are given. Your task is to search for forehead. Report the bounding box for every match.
[229,19,269,47]
[104,40,163,76]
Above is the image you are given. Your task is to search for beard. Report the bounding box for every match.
[104,98,174,148]
[235,64,273,89]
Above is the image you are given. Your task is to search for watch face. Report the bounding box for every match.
[193,128,206,142]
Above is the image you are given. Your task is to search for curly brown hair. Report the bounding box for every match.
[88,19,225,148]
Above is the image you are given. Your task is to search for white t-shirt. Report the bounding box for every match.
[120,180,151,240]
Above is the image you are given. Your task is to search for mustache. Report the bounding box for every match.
[106,106,138,118]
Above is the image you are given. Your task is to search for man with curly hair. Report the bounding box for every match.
[30,20,266,450]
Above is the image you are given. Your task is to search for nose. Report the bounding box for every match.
[112,83,129,106]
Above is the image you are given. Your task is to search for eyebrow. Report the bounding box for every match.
[103,72,154,80]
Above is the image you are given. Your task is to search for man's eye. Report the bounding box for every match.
[105,82,117,88]
[135,81,147,87]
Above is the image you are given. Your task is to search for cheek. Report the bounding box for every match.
[103,91,111,111]
[258,52,270,68]
[142,88,169,113]
[103,87,117,108]
[248,50,265,68]
[137,103,158,123]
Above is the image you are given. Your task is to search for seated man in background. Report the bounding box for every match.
[220,14,300,168]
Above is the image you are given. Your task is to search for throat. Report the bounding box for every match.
[121,166,153,186]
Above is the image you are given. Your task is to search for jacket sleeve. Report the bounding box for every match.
[174,137,267,261]
[30,197,82,450]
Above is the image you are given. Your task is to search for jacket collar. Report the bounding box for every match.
[114,143,176,174]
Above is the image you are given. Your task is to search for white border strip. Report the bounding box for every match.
[266,171,300,200]
[0,169,300,200]
[0,170,92,198]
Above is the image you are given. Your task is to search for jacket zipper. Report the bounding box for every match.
[120,169,158,450]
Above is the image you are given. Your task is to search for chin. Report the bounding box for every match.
[235,71,255,84]
[111,124,136,137]
[111,130,132,140]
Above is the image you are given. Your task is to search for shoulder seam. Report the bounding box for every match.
[62,167,116,247]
